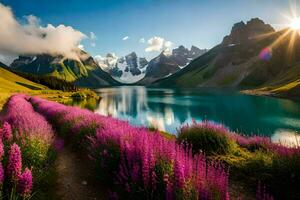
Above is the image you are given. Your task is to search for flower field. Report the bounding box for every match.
[178,120,300,199]
[0,94,299,199]
[30,95,230,199]
[0,94,55,199]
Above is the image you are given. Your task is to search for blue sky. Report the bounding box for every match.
[0,0,296,59]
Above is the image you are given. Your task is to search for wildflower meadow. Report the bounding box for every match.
[0,94,298,199]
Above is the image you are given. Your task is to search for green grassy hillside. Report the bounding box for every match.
[0,66,47,91]
[156,28,300,97]
[0,64,47,107]
[10,51,120,88]
[0,64,99,109]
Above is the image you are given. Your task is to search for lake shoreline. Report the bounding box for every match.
[241,88,300,101]
[93,86,300,137]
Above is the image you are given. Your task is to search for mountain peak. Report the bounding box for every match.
[222,18,275,45]
[125,52,138,61]
[191,45,200,51]
[138,44,207,85]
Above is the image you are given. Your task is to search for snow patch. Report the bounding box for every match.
[113,72,145,84]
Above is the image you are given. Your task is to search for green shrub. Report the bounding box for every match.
[177,121,232,155]
[71,92,86,100]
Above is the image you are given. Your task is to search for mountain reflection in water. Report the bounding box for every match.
[93,86,300,143]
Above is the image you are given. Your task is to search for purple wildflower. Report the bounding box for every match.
[17,168,33,197]
[174,157,185,189]
[1,95,54,145]
[0,163,4,185]
[29,96,231,199]
[7,143,22,182]
[0,139,4,161]
[0,121,12,141]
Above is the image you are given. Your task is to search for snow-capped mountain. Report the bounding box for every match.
[95,52,148,83]
[137,45,207,85]
[96,45,207,84]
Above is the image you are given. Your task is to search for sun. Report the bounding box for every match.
[289,17,300,30]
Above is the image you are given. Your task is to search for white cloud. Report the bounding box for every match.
[89,32,97,47]
[145,36,173,53]
[94,53,119,71]
[139,38,145,43]
[0,3,86,61]
[78,44,85,51]
[122,36,129,41]
[90,32,97,40]
[164,41,173,49]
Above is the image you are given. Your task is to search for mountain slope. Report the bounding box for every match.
[138,45,207,85]
[0,63,47,108]
[10,50,120,88]
[0,64,47,92]
[156,18,300,97]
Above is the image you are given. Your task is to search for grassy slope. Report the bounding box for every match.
[156,29,300,98]
[0,66,47,108]
[0,66,47,91]
[11,54,120,87]
[155,31,277,88]
[0,65,99,109]
[242,62,300,98]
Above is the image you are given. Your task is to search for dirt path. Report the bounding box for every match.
[55,146,108,200]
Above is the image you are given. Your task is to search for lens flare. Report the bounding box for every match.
[259,47,272,61]
[290,17,300,30]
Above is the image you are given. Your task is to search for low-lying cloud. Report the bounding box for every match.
[94,53,119,71]
[0,3,86,63]
[145,36,173,53]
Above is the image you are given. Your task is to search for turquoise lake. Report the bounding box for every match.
[93,86,300,145]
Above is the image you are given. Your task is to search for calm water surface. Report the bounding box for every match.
[90,86,300,145]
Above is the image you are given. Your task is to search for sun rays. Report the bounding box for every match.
[256,3,300,62]
[289,17,300,30]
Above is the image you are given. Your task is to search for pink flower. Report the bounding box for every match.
[0,163,4,185]
[7,143,22,182]
[29,95,231,199]
[164,174,173,200]
[0,121,12,141]
[151,171,157,190]
[17,168,33,197]
[174,157,185,189]
[0,140,4,161]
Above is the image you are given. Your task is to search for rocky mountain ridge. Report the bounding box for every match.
[155,18,300,98]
